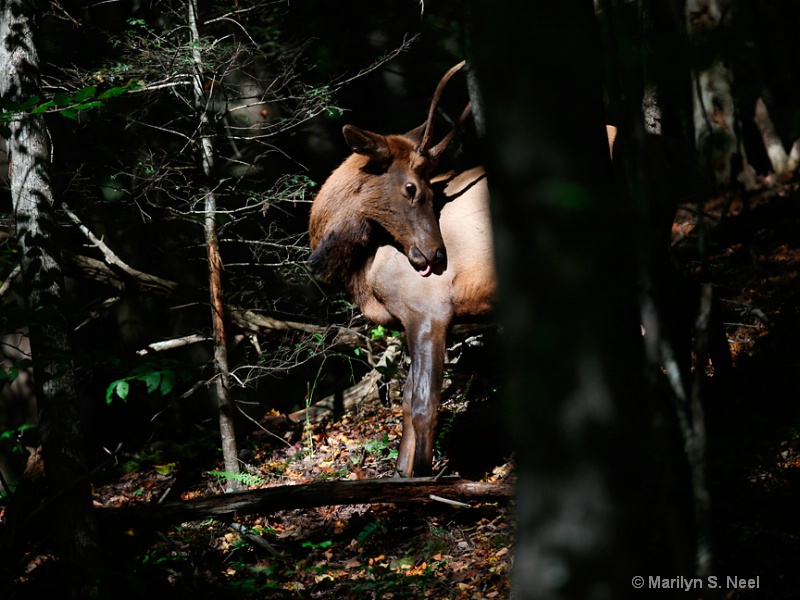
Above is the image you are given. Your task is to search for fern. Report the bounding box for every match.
[207,470,265,487]
[357,521,387,546]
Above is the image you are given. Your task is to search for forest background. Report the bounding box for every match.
[2,1,800,599]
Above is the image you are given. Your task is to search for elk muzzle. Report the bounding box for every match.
[409,241,446,277]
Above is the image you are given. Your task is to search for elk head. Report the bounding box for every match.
[308,61,471,283]
[341,124,446,276]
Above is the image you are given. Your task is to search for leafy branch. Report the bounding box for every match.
[0,81,141,134]
[105,364,179,404]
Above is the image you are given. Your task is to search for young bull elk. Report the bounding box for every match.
[309,62,495,476]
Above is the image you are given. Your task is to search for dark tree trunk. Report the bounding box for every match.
[467,2,648,598]
[0,0,101,595]
[600,0,722,577]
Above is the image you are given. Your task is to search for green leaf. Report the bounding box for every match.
[302,539,333,550]
[106,379,130,404]
[1,360,30,382]
[74,86,97,102]
[370,325,388,340]
[18,96,40,111]
[97,86,129,100]
[31,100,54,115]
[159,370,177,396]
[53,92,72,108]
[115,380,130,401]
[143,371,161,394]
[61,108,77,120]
[153,462,177,475]
[72,100,104,112]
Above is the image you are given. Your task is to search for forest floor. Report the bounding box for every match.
[7,178,800,599]
[85,371,514,600]
[670,177,800,599]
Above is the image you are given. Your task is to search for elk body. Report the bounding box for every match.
[308,65,495,476]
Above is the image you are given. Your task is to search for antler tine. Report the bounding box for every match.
[418,60,467,154]
[429,101,473,160]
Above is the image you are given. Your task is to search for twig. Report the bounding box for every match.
[136,334,210,355]
[0,465,13,497]
[62,203,179,294]
[236,403,293,448]
[429,494,471,509]
[0,264,21,298]
[229,309,361,347]
[74,296,120,332]
[230,522,283,555]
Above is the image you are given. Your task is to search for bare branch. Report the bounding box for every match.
[62,204,179,295]
[136,334,211,356]
[0,264,21,298]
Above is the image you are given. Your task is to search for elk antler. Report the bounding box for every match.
[418,60,470,159]
[429,102,472,160]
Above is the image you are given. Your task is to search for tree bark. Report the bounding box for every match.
[468,2,648,598]
[686,0,739,188]
[0,0,101,595]
[188,0,241,491]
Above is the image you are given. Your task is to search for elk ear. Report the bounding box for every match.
[343,125,392,162]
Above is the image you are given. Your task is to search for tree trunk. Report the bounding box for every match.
[188,0,241,491]
[467,2,648,598]
[686,0,739,189]
[0,0,101,595]
[600,0,719,577]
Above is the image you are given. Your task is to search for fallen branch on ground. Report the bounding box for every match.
[229,308,361,346]
[99,476,514,527]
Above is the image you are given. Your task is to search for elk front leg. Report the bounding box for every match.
[396,318,447,477]
[396,371,417,477]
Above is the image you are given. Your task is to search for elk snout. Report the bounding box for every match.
[409,244,446,277]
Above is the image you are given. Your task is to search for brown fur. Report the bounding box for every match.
[309,122,617,476]
[309,124,495,477]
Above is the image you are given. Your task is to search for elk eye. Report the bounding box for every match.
[404,182,417,198]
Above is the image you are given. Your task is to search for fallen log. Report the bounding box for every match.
[99,477,513,527]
